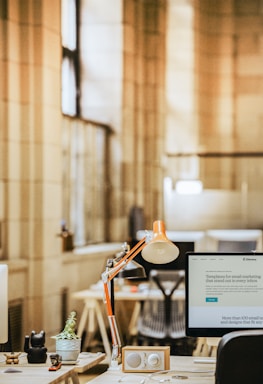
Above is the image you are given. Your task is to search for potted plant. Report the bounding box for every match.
[53,311,81,362]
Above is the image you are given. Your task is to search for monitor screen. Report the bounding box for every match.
[186,252,263,337]
[0,264,8,343]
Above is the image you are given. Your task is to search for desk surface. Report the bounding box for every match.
[87,356,216,384]
[0,361,77,384]
[0,352,106,384]
[72,286,185,301]
[74,352,106,373]
[72,285,185,359]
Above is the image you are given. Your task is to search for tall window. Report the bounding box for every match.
[61,1,110,246]
[61,0,79,116]
[62,119,109,246]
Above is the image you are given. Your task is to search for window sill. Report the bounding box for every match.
[62,243,123,263]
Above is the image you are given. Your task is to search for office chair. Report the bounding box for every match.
[218,240,257,252]
[137,269,192,354]
[215,330,263,384]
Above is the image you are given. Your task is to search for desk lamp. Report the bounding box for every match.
[101,220,179,369]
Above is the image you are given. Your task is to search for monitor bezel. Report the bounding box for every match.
[185,252,263,337]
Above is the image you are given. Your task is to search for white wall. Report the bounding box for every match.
[164,177,263,231]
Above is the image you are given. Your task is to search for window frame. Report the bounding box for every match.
[61,0,80,117]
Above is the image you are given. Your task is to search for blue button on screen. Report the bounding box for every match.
[206,297,218,302]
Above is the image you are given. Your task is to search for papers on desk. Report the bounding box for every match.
[137,283,150,292]
[117,369,215,384]
[194,357,216,364]
[146,368,215,381]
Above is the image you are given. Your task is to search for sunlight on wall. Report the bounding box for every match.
[166,1,197,154]
[163,177,247,231]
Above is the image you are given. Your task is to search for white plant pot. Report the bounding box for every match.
[56,338,81,362]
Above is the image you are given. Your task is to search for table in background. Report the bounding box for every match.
[193,337,220,358]
[86,355,216,384]
[72,285,185,359]
[0,352,106,384]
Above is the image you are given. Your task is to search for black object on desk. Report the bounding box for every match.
[24,330,47,363]
[133,240,194,279]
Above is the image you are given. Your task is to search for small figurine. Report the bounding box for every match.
[4,352,21,364]
[24,330,47,363]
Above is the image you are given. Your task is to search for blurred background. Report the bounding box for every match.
[1,0,263,351]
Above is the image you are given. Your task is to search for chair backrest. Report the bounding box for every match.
[215,330,263,384]
[218,239,257,252]
[137,269,185,340]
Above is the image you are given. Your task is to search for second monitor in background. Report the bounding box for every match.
[135,240,194,278]
[134,230,205,278]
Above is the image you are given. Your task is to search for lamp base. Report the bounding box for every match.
[108,359,121,371]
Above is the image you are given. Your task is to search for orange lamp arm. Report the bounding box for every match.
[102,237,146,317]
[101,237,146,368]
[106,237,146,282]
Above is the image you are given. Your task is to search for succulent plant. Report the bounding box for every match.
[54,311,80,340]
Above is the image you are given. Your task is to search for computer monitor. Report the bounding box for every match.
[134,240,195,278]
[186,252,263,337]
[135,230,205,278]
[0,264,8,343]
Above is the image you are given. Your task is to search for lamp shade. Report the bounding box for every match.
[141,220,179,264]
[117,260,146,279]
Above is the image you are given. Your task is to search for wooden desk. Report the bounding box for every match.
[73,352,106,373]
[86,355,216,383]
[72,286,185,359]
[0,352,106,384]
